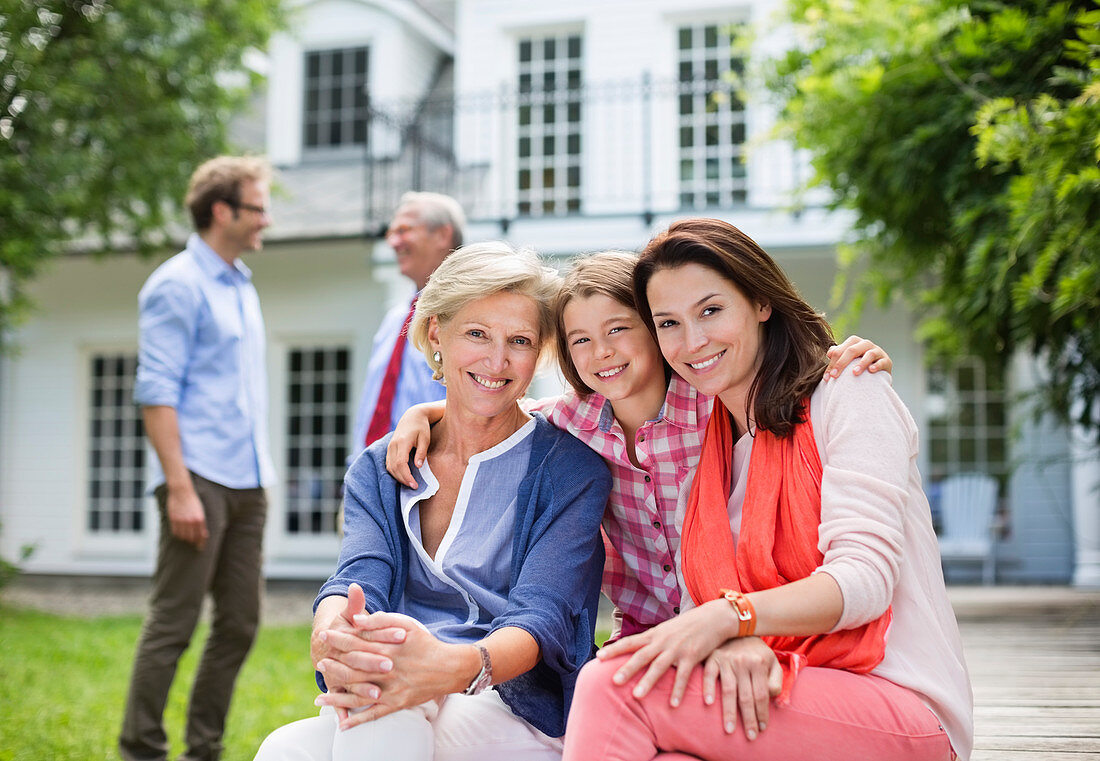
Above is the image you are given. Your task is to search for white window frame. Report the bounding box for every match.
[281,343,353,545]
[77,345,153,559]
[516,32,584,217]
[302,45,371,154]
[675,21,748,210]
[925,357,1010,532]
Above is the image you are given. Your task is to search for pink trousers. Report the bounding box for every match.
[562,655,954,761]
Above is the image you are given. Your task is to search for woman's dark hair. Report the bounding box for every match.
[633,218,834,437]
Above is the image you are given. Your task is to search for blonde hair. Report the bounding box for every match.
[409,241,561,380]
[554,251,641,396]
[185,155,272,231]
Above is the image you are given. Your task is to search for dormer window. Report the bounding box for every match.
[303,46,370,150]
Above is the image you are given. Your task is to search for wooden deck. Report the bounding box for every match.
[951,587,1100,759]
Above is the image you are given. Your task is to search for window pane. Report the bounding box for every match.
[926,358,1010,498]
[517,32,583,217]
[302,46,369,150]
[87,352,145,536]
[284,346,351,536]
[677,22,748,208]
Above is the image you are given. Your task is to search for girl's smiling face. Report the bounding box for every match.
[646,262,771,416]
[562,293,665,405]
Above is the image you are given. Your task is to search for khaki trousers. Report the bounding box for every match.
[120,473,267,761]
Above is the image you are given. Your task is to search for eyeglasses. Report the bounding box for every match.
[225,200,269,216]
[385,223,425,238]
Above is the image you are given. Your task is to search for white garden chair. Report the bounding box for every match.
[936,472,1000,585]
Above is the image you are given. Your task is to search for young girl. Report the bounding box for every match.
[561,220,971,760]
[386,250,889,643]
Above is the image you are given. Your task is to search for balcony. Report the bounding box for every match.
[270,75,813,243]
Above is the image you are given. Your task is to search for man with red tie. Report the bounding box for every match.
[351,192,465,458]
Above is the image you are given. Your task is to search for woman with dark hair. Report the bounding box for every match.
[562,219,972,761]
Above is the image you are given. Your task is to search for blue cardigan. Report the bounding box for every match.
[315,414,611,737]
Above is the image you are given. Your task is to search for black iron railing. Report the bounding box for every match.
[356,73,779,234]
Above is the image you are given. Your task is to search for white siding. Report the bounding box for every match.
[0,239,394,578]
[268,0,451,166]
[454,0,808,216]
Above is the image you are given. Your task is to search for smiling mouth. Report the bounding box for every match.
[687,351,724,371]
[596,364,627,379]
[471,373,509,390]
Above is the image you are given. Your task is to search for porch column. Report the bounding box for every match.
[1072,425,1100,587]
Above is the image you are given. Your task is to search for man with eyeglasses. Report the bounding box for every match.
[121,156,276,761]
[350,192,466,458]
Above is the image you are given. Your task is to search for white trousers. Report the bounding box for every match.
[253,690,563,761]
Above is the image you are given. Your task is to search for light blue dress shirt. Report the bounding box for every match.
[398,418,536,643]
[351,293,447,459]
[135,233,275,491]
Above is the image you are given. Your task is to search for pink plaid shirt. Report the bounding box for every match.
[541,375,712,635]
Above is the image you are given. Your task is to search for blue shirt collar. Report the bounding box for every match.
[186,233,252,283]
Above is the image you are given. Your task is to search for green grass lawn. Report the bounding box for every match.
[0,605,318,761]
[0,602,613,761]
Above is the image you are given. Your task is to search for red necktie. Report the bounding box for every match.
[365,295,418,446]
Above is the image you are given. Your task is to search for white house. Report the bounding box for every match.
[1,0,1093,585]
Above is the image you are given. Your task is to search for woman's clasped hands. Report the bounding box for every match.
[597,601,783,741]
[311,583,459,731]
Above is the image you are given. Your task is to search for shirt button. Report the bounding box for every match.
[653,520,661,529]
[638,435,646,442]
[673,606,680,614]
[663,564,672,572]
[644,475,651,483]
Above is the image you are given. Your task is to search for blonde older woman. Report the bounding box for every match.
[255,243,611,761]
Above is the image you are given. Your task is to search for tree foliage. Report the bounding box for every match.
[766,0,1100,439]
[0,0,284,344]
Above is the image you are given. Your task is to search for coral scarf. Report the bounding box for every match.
[680,400,891,701]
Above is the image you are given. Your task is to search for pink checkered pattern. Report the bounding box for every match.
[545,375,712,634]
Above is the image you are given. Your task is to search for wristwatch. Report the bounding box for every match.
[463,644,493,696]
[719,588,757,638]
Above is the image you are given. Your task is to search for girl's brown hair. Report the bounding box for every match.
[633,218,834,437]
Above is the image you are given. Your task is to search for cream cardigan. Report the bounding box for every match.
[675,370,974,759]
